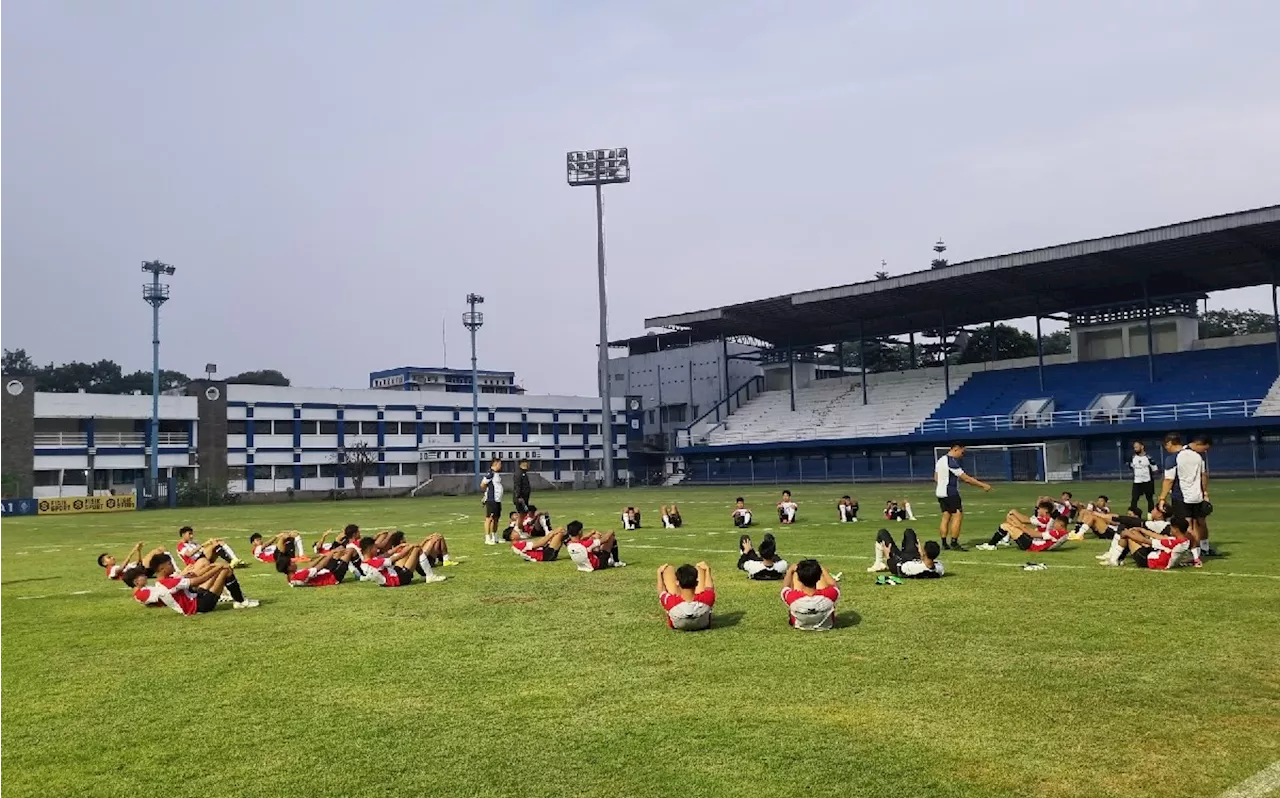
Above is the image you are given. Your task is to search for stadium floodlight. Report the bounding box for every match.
[141,260,175,502]
[566,146,630,487]
[463,294,485,487]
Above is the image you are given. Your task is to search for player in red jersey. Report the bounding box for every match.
[358,535,447,586]
[275,546,355,586]
[656,562,715,631]
[249,531,305,564]
[124,554,258,613]
[565,521,626,572]
[1098,516,1194,569]
[986,514,1071,553]
[781,559,840,631]
[97,542,174,580]
[978,501,1056,550]
[176,526,244,568]
[502,524,566,562]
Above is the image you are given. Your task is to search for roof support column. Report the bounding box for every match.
[989,320,997,365]
[908,332,916,370]
[859,323,868,406]
[1142,277,1155,383]
[940,310,950,397]
[1271,263,1280,373]
[721,335,729,404]
[788,346,796,412]
[837,341,845,378]
[1035,312,1045,392]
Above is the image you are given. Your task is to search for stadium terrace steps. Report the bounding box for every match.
[705,373,962,445]
[1257,375,1280,417]
[926,344,1280,421]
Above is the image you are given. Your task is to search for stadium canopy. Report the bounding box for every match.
[646,205,1280,348]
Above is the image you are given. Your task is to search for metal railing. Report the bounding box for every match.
[34,432,190,447]
[679,376,766,447]
[917,399,1262,436]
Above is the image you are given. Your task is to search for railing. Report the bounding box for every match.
[34,432,191,447]
[708,419,922,444]
[679,375,766,447]
[917,399,1262,436]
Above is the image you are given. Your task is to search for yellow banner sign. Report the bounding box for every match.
[38,495,137,515]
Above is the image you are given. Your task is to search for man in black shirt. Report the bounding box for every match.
[514,460,533,514]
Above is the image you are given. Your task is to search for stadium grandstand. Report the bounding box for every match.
[646,205,1280,483]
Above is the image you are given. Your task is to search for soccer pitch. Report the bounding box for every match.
[3,480,1278,798]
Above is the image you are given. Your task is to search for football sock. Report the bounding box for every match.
[225,575,246,602]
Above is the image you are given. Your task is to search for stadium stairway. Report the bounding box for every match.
[1257,375,1280,416]
[706,372,961,445]
[926,344,1280,421]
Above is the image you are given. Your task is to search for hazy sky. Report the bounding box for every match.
[4,0,1278,395]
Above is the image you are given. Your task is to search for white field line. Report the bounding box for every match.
[1218,761,1280,798]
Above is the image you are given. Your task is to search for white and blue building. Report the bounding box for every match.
[368,365,523,395]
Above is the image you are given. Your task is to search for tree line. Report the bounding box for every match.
[0,349,289,393]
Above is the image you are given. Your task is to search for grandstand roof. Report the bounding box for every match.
[647,205,1280,347]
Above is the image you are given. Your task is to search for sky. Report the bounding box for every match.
[3,0,1278,395]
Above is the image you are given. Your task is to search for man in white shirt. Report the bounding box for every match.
[934,443,993,551]
[480,458,504,545]
[1158,433,1212,563]
[1127,440,1158,516]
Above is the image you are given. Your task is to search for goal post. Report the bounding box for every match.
[933,442,1080,483]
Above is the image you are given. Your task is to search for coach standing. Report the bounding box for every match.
[1127,440,1158,516]
[480,458,504,546]
[934,443,993,551]
[1157,433,1212,565]
[514,459,533,514]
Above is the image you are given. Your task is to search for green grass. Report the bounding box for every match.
[2,480,1278,798]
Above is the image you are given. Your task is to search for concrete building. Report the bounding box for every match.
[369,365,524,394]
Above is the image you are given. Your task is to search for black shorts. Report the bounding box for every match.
[485,501,502,519]
[394,566,415,585]
[1174,500,1206,519]
[331,560,350,583]
[1133,546,1153,568]
[536,546,560,562]
[1114,515,1143,530]
[1014,534,1034,551]
[937,495,962,514]
[194,588,220,613]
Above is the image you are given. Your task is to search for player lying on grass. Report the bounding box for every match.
[661,504,683,528]
[979,512,1071,553]
[125,554,258,613]
[502,524,566,562]
[621,506,642,530]
[275,546,356,586]
[777,490,798,524]
[313,524,360,554]
[176,526,244,568]
[731,498,753,528]
[565,521,626,571]
[98,542,175,580]
[1098,516,1194,569]
[1052,491,1081,521]
[523,506,553,537]
[1070,498,1127,540]
[781,559,840,631]
[838,495,859,523]
[867,528,944,578]
[250,531,305,564]
[358,535,448,586]
[657,562,715,631]
[883,499,915,521]
[737,533,787,580]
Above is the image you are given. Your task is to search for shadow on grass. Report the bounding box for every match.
[712,610,746,628]
[833,610,863,629]
[0,576,59,586]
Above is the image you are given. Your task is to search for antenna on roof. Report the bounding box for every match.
[931,238,948,270]
[442,317,448,368]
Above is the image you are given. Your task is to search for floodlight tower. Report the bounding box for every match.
[566,147,630,487]
[141,260,176,498]
[463,294,485,487]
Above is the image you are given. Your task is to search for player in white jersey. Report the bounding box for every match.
[777,490,798,524]
[737,534,788,580]
[1098,516,1193,568]
[97,542,174,580]
[620,507,641,530]
[565,521,626,572]
[1158,433,1212,562]
[868,528,944,578]
[731,497,753,528]
[837,495,859,523]
[934,443,993,551]
[1127,440,1159,516]
[781,559,840,631]
[657,562,716,631]
[661,504,683,528]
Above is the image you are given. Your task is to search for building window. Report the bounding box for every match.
[275,420,295,435]
[420,422,436,435]
[319,464,338,478]
[457,422,473,436]
[300,465,320,479]
[361,421,379,435]
[647,410,655,424]
[251,420,272,435]
[227,467,246,481]
[319,421,338,435]
[399,463,418,476]
[34,470,60,487]
[62,469,88,486]
[252,465,272,481]
[227,420,247,435]
[274,465,295,480]
[343,421,359,436]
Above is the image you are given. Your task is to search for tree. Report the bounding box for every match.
[957,324,1039,364]
[227,369,290,386]
[874,271,890,280]
[818,340,912,373]
[1041,330,1071,356]
[335,441,377,497]
[2,349,36,376]
[1199,309,1274,339]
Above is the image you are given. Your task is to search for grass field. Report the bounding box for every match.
[2,480,1278,798]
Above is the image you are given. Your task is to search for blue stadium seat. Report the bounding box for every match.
[929,344,1279,421]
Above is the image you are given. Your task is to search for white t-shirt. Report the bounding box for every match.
[935,455,964,498]
[743,559,788,578]
[1130,454,1155,484]
[481,470,504,502]
[1170,448,1205,503]
[899,559,945,578]
[1143,519,1171,535]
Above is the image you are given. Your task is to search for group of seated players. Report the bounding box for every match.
[971,490,1204,569]
[658,554,844,632]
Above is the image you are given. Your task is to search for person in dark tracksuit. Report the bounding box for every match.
[514,460,533,514]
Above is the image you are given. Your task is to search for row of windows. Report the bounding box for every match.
[34,468,189,487]
[228,420,604,436]
[232,464,422,480]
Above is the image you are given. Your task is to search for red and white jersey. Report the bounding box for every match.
[781,585,839,631]
[566,538,601,572]
[133,576,197,615]
[1143,520,1172,535]
[176,540,202,565]
[1029,526,1070,552]
[1032,514,1053,534]
[289,567,338,587]
[360,557,404,587]
[1146,536,1191,570]
[252,544,277,564]
[105,563,125,580]
[659,590,715,630]
[510,539,548,562]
